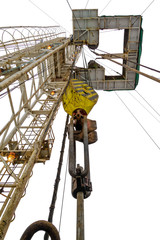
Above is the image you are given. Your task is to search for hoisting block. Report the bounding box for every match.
[72,108,98,144]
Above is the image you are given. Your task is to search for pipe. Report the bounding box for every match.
[76,192,84,240]
[20,220,60,240]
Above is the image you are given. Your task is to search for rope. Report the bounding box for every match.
[99,0,112,15]
[66,0,82,31]
[44,114,69,240]
[95,48,160,74]
[85,0,90,9]
[115,91,160,151]
[28,0,71,34]
[134,89,160,118]
[99,54,160,83]
[141,0,155,15]
[131,0,155,27]
[84,47,160,125]
[128,92,160,124]
[85,47,121,75]
[58,150,69,232]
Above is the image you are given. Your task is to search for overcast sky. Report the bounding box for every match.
[1,0,160,239]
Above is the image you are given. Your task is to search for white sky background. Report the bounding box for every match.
[1,0,160,239]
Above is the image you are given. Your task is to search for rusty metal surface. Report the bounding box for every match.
[72,109,97,144]
[76,192,84,240]
[73,10,143,90]
[20,220,60,240]
[0,35,78,239]
[72,167,92,199]
[69,116,89,178]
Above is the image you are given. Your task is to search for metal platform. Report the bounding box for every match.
[73,10,143,91]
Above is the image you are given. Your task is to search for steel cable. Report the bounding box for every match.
[84,46,160,121]
[44,114,69,240]
[115,91,160,151]
[94,48,160,74]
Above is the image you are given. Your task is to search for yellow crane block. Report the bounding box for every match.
[62,79,98,116]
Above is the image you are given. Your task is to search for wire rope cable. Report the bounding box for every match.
[76,46,160,128]
[83,46,160,122]
[99,0,112,15]
[28,0,71,35]
[141,0,155,15]
[94,51,160,83]
[115,91,160,151]
[85,0,90,9]
[131,0,155,27]
[134,88,160,118]
[81,47,160,145]
[44,114,69,240]
[58,149,69,233]
[128,91,160,124]
[66,0,82,32]
[95,48,160,74]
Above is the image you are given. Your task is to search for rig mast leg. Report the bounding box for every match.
[77,192,84,240]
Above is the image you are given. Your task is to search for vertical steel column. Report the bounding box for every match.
[77,192,84,240]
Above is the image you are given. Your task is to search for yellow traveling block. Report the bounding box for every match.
[62,79,98,116]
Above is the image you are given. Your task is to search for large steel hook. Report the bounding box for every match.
[20,220,60,240]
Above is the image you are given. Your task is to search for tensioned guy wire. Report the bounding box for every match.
[115,91,160,151]
[134,89,160,118]
[66,0,82,32]
[28,0,71,34]
[128,91,160,124]
[84,46,160,120]
[95,48,160,74]
[131,0,155,27]
[99,0,112,15]
[85,0,90,9]
[141,0,155,15]
[58,150,69,232]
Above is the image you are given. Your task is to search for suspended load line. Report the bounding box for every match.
[62,56,99,239]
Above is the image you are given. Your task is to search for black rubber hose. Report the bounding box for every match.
[20,220,60,240]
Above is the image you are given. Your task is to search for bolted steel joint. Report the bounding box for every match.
[71,165,92,199]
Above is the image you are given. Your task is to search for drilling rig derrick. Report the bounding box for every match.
[0,26,80,239]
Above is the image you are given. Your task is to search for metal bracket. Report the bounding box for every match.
[72,164,92,199]
[69,116,89,178]
[20,220,60,240]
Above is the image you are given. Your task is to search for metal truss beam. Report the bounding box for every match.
[0,29,80,239]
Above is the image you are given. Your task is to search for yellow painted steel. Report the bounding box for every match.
[62,79,98,116]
